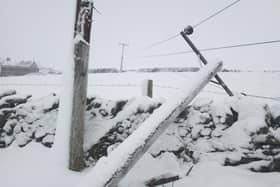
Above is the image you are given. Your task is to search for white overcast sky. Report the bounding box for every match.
[0,0,279,70]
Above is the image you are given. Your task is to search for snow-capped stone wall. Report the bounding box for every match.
[1,89,280,172]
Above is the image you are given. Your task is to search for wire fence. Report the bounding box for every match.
[1,81,280,102]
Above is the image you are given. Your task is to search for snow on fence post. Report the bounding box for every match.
[142,79,153,98]
[77,61,223,187]
[53,0,77,170]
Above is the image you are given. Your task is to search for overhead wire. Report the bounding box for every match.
[192,0,240,28]
[142,0,241,50]
[141,39,280,58]
[143,34,180,50]
[121,0,279,101]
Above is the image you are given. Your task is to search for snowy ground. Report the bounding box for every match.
[1,72,280,100]
[1,72,280,187]
[2,145,280,187]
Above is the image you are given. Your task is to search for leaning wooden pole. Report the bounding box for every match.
[78,61,223,187]
[69,0,94,171]
[180,26,234,96]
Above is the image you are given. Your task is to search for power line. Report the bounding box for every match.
[143,0,241,50]
[93,5,102,15]
[143,34,180,50]
[193,0,240,28]
[141,39,280,58]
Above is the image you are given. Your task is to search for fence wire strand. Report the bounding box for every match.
[1,81,280,102]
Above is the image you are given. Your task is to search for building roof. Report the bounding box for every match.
[17,61,37,67]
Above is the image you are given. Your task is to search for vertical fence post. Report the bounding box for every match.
[142,79,153,98]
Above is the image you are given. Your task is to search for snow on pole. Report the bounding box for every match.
[53,0,77,168]
[77,61,223,187]
[53,0,94,171]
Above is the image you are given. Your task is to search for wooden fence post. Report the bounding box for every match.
[142,79,153,98]
[78,61,223,187]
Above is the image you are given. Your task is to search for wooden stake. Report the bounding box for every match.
[143,79,153,98]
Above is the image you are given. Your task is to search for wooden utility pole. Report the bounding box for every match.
[78,62,223,187]
[69,0,94,171]
[119,43,128,72]
[180,26,234,96]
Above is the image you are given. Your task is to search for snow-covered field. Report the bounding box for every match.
[1,72,280,100]
[1,72,280,187]
[1,145,280,187]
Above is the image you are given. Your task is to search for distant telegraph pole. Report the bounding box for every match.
[119,43,128,72]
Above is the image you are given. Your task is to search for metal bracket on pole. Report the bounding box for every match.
[180,25,234,96]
